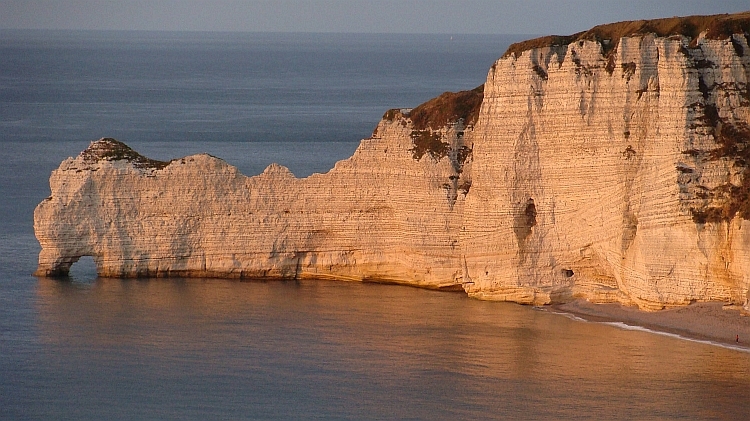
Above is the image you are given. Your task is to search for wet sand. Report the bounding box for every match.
[550,300,750,351]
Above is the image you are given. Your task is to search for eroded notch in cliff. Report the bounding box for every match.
[514,198,537,244]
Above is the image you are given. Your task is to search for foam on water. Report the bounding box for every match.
[547,308,750,354]
[601,321,750,354]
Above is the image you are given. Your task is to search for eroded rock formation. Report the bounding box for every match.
[35,12,750,310]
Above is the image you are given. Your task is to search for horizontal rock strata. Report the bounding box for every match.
[35,12,750,311]
[464,13,750,310]
[34,104,476,291]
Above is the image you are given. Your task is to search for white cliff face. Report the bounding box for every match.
[35,13,750,310]
[35,119,474,290]
[463,30,750,309]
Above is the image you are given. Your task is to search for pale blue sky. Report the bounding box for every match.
[1,0,748,34]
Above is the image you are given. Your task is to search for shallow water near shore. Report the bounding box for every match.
[3,30,750,419]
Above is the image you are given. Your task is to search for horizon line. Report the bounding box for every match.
[0,27,543,37]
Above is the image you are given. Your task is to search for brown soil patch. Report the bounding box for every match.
[504,11,750,58]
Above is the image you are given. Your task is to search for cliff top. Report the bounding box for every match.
[383,84,484,131]
[503,11,750,58]
[80,138,171,170]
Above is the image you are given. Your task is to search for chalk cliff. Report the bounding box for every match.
[35,12,750,311]
[34,90,478,290]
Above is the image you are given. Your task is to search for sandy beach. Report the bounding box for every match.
[550,300,750,352]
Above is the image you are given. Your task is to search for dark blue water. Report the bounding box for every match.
[2,30,750,420]
[1,30,506,144]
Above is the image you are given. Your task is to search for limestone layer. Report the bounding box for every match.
[35,12,750,310]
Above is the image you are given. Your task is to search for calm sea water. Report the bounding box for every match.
[2,30,750,420]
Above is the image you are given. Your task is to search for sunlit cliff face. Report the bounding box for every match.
[462,13,750,309]
[35,12,750,311]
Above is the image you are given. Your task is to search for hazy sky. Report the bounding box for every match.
[1,0,748,35]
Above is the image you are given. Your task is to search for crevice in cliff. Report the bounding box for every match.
[511,94,544,269]
[618,38,655,256]
[621,62,637,81]
[441,127,474,209]
[513,198,539,267]
[620,143,641,256]
[605,54,617,75]
[513,199,538,244]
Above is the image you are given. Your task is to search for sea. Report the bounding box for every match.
[1,30,750,420]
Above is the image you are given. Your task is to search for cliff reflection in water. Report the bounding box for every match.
[32,278,750,420]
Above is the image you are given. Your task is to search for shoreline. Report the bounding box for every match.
[548,300,750,353]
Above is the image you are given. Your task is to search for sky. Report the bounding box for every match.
[1,0,748,35]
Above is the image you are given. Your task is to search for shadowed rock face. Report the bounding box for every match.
[35,12,750,311]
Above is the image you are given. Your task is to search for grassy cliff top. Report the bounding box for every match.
[81,138,171,170]
[383,85,484,131]
[503,11,750,58]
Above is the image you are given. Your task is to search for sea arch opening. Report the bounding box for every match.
[67,255,98,282]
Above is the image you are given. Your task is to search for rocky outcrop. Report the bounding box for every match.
[35,12,750,311]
